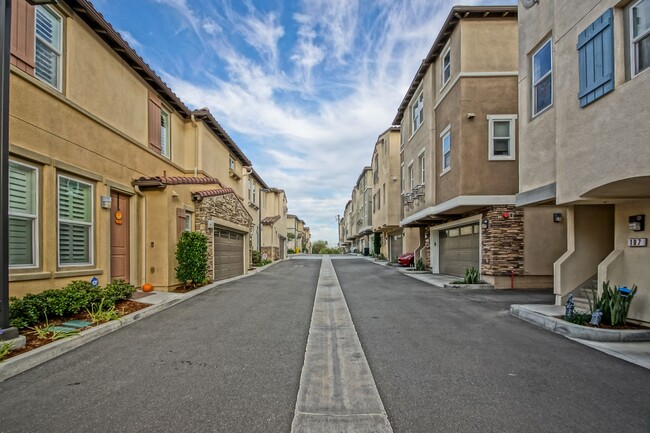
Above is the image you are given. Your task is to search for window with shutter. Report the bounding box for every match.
[34,6,62,90]
[148,94,162,152]
[577,8,615,107]
[9,162,38,267]
[58,175,93,266]
[10,0,36,74]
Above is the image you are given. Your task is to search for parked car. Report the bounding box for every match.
[398,252,415,266]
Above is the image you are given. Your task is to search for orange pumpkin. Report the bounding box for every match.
[142,283,154,293]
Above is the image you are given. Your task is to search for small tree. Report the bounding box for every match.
[312,240,328,254]
[175,231,208,288]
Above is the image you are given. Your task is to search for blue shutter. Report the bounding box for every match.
[577,8,614,107]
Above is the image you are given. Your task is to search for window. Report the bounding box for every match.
[229,157,235,171]
[408,163,414,191]
[488,115,516,160]
[411,91,424,134]
[9,162,38,267]
[441,127,451,173]
[531,39,553,116]
[400,163,405,192]
[578,9,614,107]
[248,178,252,201]
[442,47,451,87]
[253,185,257,204]
[58,175,93,266]
[419,151,425,184]
[35,6,62,90]
[160,109,170,158]
[630,0,650,76]
[184,212,192,232]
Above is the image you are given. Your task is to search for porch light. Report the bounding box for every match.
[553,213,562,223]
[482,219,489,230]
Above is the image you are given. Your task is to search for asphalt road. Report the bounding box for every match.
[332,258,650,433]
[0,259,319,433]
[1,257,649,433]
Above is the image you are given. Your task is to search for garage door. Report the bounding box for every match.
[214,229,244,280]
[439,224,480,276]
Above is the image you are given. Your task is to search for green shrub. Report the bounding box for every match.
[585,281,638,326]
[175,231,208,288]
[564,311,591,326]
[8,279,136,329]
[252,250,262,266]
[287,249,295,254]
[102,280,136,305]
[415,259,425,271]
[463,267,480,284]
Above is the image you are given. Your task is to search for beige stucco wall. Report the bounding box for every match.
[611,201,650,323]
[371,129,401,232]
[523,206,567,276]
[460,19,518,73]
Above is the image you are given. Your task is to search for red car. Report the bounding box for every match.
[398,252,414,266]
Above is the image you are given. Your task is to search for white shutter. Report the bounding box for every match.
[58,176,92,265]
[34,7,61,89]
[9,162,37,267]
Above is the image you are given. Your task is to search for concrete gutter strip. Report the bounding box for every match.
[291,256,393,433]
[0,259,285,383]
[510,305,650,342]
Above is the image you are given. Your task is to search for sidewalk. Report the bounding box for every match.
[364,256,650,370]
[0,259,284,382]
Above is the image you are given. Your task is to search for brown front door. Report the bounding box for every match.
[110,191,130,282]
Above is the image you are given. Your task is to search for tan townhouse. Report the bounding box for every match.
[303,225,311,254]
[395,5,563,287]
[245,169,268,255]
[287,214,305,253]
[295,218,306,252]
[370,127,419,261]
[340,201,352,252]
[517,0,650,323]
[349,167,373,255]
[7,0,270,294]
[260,188,288,260]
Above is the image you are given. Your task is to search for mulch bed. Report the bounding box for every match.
[3,299,149,361]
[559,316,649,330]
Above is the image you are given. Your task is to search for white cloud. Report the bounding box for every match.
[117,29,142,51]
[140,0,512,245]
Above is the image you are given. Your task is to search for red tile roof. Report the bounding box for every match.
[133,176,222,186]
[193,188,236,199]
[262,216,281,225]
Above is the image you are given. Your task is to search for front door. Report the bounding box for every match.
[110,191,130,282]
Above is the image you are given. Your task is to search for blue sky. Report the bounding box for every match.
[93,0,515,246]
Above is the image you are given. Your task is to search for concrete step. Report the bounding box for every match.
[573,296,591,313]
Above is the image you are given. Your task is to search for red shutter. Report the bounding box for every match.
[148,93,162,153]
[10,0,35,74]
[176,208,186,239]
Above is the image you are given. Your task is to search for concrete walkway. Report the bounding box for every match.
[291,256,392,432]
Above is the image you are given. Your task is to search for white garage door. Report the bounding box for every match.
[214,229,244,280]
[439,224,480,276]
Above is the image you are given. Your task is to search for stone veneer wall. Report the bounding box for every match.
[481,205,524,276]
[423,229,431,269]
[194,193,253,280]
[261,246,280,261]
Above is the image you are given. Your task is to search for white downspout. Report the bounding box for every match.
[134,185,146,286]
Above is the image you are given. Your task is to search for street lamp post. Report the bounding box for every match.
[1,0,57,338]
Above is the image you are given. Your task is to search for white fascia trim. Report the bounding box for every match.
[399,195,516,227]
[429,214,481,231]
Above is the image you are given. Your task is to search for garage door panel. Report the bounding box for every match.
[214,229,244,280]
[439,224,479,277]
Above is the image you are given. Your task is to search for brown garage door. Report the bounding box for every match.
[214,228,244,280]
[439,224,480,276]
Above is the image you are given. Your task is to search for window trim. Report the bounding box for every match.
[34,5,63,91]
[160,108,171,159]
[441,45,451,88]
[629,0,650,77]
[487,115,517,161]
[411,89,424,136]
[57,174,94,267]
[531,38,553,118]
[184,211,192,232]
[408,161,414,191]
[229,156,236,171]
[9,160,39,269]
[418,149,426,184]
[400,162,405,193]
[440,125,451,175]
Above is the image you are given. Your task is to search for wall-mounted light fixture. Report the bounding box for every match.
[553,212,562,223]
[467,113,476,119]
[482,219,489,230]
[629,214,645,231]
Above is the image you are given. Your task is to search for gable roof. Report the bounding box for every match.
[132,176,222,188]
[392,5,518,125]
[192,188,236,200]
[66,0,251,167]
[262,216,281,225]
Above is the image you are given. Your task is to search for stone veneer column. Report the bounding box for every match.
[481,205,524,276]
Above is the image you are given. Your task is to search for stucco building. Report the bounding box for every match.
[395,5,563,287]
[7,0,281,294]
[516,0,650,323]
